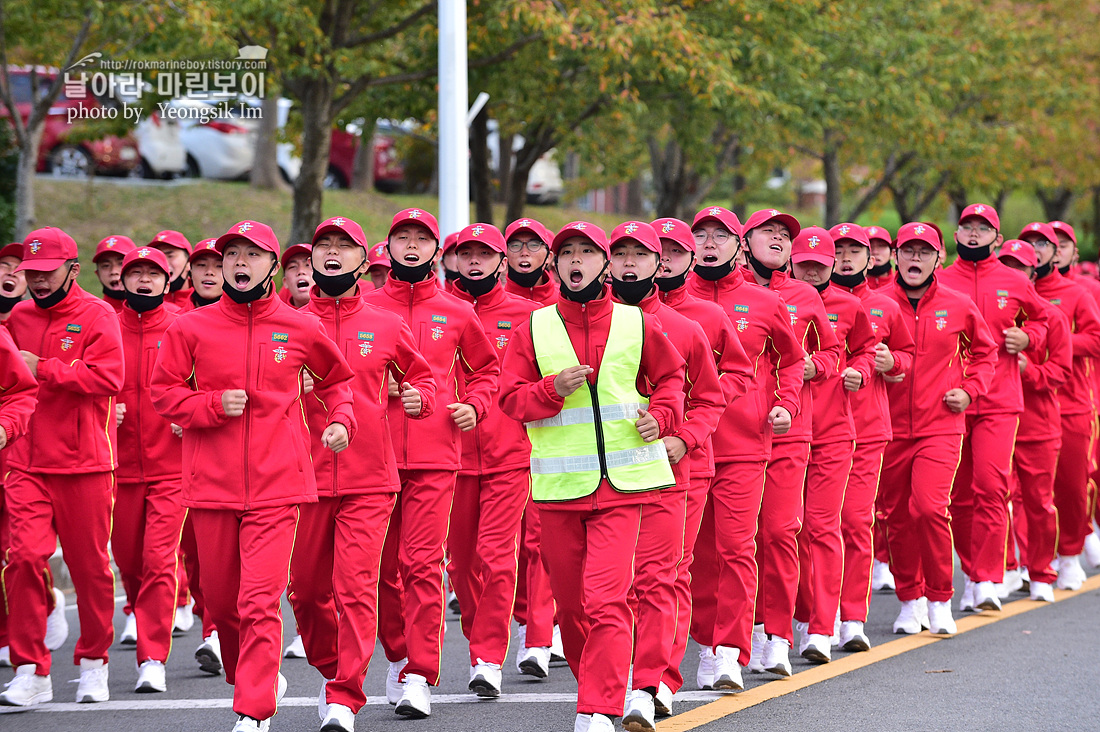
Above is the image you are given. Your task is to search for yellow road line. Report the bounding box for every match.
[659,573,1100,731]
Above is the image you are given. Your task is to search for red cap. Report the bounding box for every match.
[281,243,312,270]
[389,208,439,241]
[0,242,23,261]
[958,203,1000,231]
[150,230,192,255]
[442,232,460,254]
[828,223,870,248]
[214,220,281,257]
[190,238,220,263]
[609,221,662,256]
[455,223,506,254]
[504,217,553,246]
[865,225,892,245]
[1078,261,1098,278]
[999,240,1037,268]
[691,206,742,238]
[93,235,136,263]
[651,217,695,253]
[1019,222,1057,245]
[121,246,171,276]
[313,216,367,249]
[791,227,836,265]
[742,208,802,241]
[895,222,943,252]
[367,241,390,269]
[18,227,79,272]
[551,221,610,257]
[1050,220,1077,244]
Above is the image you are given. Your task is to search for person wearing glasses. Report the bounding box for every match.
[1018,223,1100,592]
[504,218,558,305]
[937,204,1052,614]
[878,222,997,637]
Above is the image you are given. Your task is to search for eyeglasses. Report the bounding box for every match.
[897,246,936,261]
[1030,239,1054,250]
[506,239,546,253]
[693,229,733,245]
[958,224,994,235]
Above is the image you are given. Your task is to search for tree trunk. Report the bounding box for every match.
[1036,186,1074,222]
[14,123,43,239]
[947,185,968,218]
[1091,185,1100,254]
[730,142,746,220]
[251,95,290,191]
[505,131,553,224]
[351,120,375,191]
[993,187,1011,212]
[647,136,686,219]
[470,106,493,225]
[822,129,842,228]
[625,177,645,217]
[290,78,335,245]
[497,132,513,204]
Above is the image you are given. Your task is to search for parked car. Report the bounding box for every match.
[0,66,139,177]
[526,149,564,205]
[131,109,187,179]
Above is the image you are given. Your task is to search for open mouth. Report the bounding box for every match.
[295,278,310,289]
[324,258,341,272]
[467,269,483,278]
[769,243,783,253]
[620,271,638,281]
[201,278,217,288]
[136,285,153,295]
[234,272,251,289]
[32,286,52,298]
[569,269,584,286]
[701,254,718,264]
[658,264,672,277]
[108,278,120,288]
[839,263,855,274]
[1,280,15,293]
[907,266,923,276]
[403,253,420,264]
[516,260,532,271]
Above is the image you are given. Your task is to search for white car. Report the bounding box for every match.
[526,149,564,205]
[166,98,298,182]
[132,111,187,179]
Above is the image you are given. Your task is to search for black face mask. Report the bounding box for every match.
[955,241,993,262]
[0,293,21,313]
[103,286,126,301]
[1034,261,1053,280]
[867,261,892,278]
[1058,264,1072,276]
[746,246,784,280]
[222,260,278,305]
[693,259,734,282]
[812,280,829,293]
[31,264,76,309]
[443,268,460,282]
[459,271,501,299]
[898,270,935,293]
[611,274,656,305]
[123,290,164,313]
[558,263,609,304]
[191,291,219,308]
[313,254,367,298]
[831,271,866,288]
[507,265,546,289]
[387,243,439,283]
[657,270,689,292]
[169,273,188,292]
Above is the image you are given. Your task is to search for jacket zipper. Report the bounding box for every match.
[473,295,483,473]
[405,283,414,465]
[332,298,342,496]
[582,303,608,508]
[136,312,145,481]
[244,302,253,509]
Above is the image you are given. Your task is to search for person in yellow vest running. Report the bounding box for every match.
[500,222,686,732]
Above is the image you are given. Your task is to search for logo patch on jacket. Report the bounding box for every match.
[870,308,884,318]
[736,317,748,332]
[497,320,512,330]
[496,334,509,350]
[272,332,289,343]
[66,323,81,333]
[827,313,839,331]
[431,326,444,340]
[60,336,74,351]
[431,314,447,324]
[996,289,1009,309]
[735,304,750,313]
[935,309,948,331]
[273,346,288,363]
[1051,298,1062,305]
[358,332,374,356]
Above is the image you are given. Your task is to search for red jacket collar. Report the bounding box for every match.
[119,301,170,329]
[658,285,687,308]
[215,289,283,321]
[450,279,507,308]
[555,285,613,325]
[306,282,366,317]
[687,270,745,298]
[611,286,661,315]
[380,273,440,304]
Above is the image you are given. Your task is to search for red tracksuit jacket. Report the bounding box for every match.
[499,287,686,510]
[686,272,804,462]
[363,275,500,471]
[5,284,124,474]
[867,270,893,291]
[165,288,194,310]
[505,275,558,306]
[116,303,182,482]
[937,257,1051,415]
[812,284,877,445]
[834,281,915,443]
[0,326,38,446]
[103,294,126,314]
[750,269,841,445]
[658,285,753,478]
[1033,270,1100,417]
[304,284,437,495]
[449,281,540,476]
[1017,299,1071,442]
[1066,271,1100,414]
[150,293,357,510]
[880,277,998,438]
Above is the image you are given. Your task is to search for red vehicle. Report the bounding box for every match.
[324,126,404,192]
[1,67,139,177]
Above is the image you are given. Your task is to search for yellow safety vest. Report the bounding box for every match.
[526,303,675,502]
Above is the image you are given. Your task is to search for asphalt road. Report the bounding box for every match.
[2,564,1098,732]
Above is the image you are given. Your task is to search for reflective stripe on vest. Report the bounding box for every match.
[526,303,675,501]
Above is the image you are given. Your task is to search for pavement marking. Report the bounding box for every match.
[657,574,1100,731]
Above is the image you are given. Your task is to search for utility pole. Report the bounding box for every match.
[437,0,469,239]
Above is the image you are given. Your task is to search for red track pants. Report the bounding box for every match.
[512,497,555,648]
[178,514,215,638]
[839,441,887,623]
[1054,413,1097,556]
[755,442,809,643]
[448,469,529,666]
[1010,440,1059,584]
[664,475,707,693]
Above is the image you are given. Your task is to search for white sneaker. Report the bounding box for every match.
[871,559,895,591]
[696,647,715,689]
[995,568,1024,599]
[321,702,355,732]
[747,624,766,673]
[517,645,550,679]
[893,599,922,634]
[838,620,870,652]
[135,659,166,693]
[45,587,69,651]
[1030,581,1055,602]
[196,631,223,675]
[654,682,673,718]
[75,658,109,702]
[959,578,976,612]
[574,713,592,732]
[831,610,841,647]
[762,636,792,677]
[232,716,262,732]
[120,613,138,646]
[1020,566,1031,592]
[1057,554,1086,591]
[712,646,744,691]
[927,601,957,635]
[0,646,10,668]
[386,658,408,705]
[394,672,431,718]
[801,634,831,664]
[916,596,931,628]
[469,658,502,698]
[795,621,810,655]
[588,713,615,731]
[173,600,196,635]
[550,624,566,663]
[318,677,333,720]
[283,633,306,659]
[623,689,656,732]
[1084,532,1100,568]
[975,581,1002,611]
[0,664,52,706]
[252,673,286,732]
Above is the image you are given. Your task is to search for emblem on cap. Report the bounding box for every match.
[839,225,850,236]
[975,205,986,214]
[138,248,150,257]
[29,240,41,254]
[769,209,780,217]
[661,221,675,234]
[574,222,587,231]
[471,225,485,237]
[709,207,722,216]
[106,237,117,246]
[158,233,167,241]
[238,223,254,234]
[518,219,531,228]
[1031,223,1040,231]
[624,223,638,235]
[408,210,422,219]
[332,217,346,226]
[808,236,820,249]
[868,227,878,236]
[914,225,926,235]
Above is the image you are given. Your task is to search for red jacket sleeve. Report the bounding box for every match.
[1018,283,1050,354]
[959,301,998,401]
[637,316,686,438]
[389,320,437,420]
[1069,292,1100,358]
[713,311,753,403]
[671,327,725,453]
[884,308,915,377]
[1021,311,1071,392]
[806,305,841,384]
[151,320,233,429]
[303,321,358,442]
[456,315,501,422]
[768,298,805,419]
[35,310,123,396]
[0,327,38,444]
[846,307,877,386]
[499,321,567,423]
